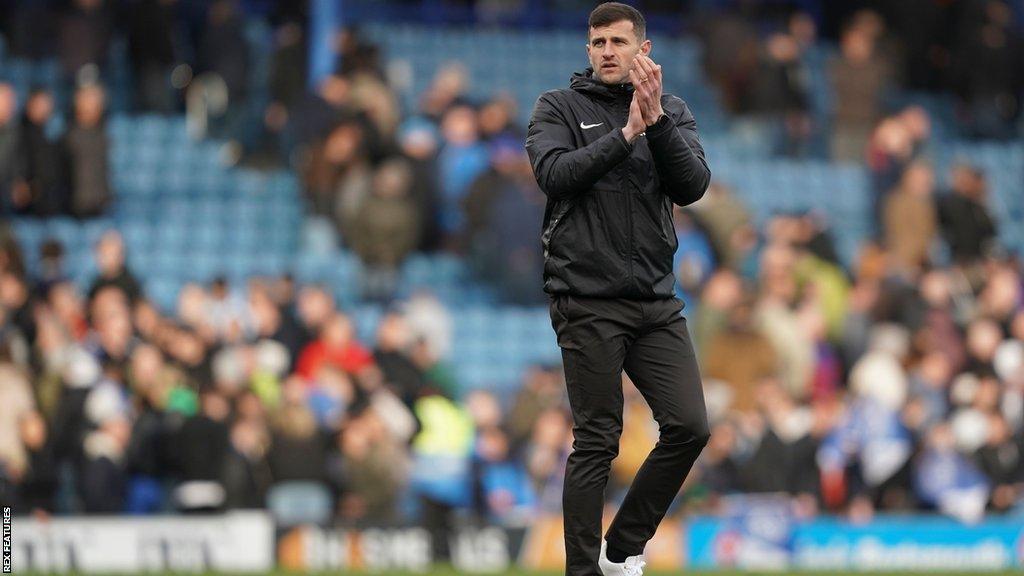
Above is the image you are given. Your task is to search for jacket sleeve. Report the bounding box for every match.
[525,92,632,201]
[645,98,711,206]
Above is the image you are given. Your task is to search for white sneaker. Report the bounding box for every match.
[599,540,647,576]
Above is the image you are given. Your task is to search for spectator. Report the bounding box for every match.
[419,64,469,122]
[744,32,812,156]
[397,118,443,252]
[693,420,742,497]
[305,367,354,431]
[974,414,1022,512]
[410,392,474,561]
[249,283,306,370]
[523,407,570,511]
[79,414,131,514]
[171,389,231,512]
[222,417,272,510]
[372,313,427,408]
[463,136,546,303]
[829,18,892,161]
[478,94,521,143]
[20,88,67,216]
[739,381,820,498]
[964,318,1004,378]
[37,241,69,294]
[303,119,373,226]
[349,158,420,301]
[755,244,815,399]
[337,409,409,524]
[0,271,37,349]
[335,27,386,80]
[687,183,757,272]
[13,411,58,514]
[437,104,490,246]
[938,165,999,265]
[0,345,36,501]
[507,366,564,449]
[914,422,991,522]
[64,84,111,218]
[883,160,938,274]
[672,208,717,303]
[0,224,26,279]
[471,425,534,524]
[693,270,745,358]
[48,346,100,481]
[290,74,354,149]
[905,350,954,432]
[88,231,142,304]
[89,285,137,382]
[866,107,931,236]
[205,277,250,342]
[0,83,26,215]
[295,312,374,381]
[267,402,331,485]
[347,65,401,141]
[267,20,308,118]
[703,298,779,414]
[915,270,967,371]
[249,19,308,167]
[295,284,336,344]
[78,376,131,512]
[123,344,176,513]
[164,324,213,389]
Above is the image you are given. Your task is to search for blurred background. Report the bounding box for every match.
[0,0,1023,573]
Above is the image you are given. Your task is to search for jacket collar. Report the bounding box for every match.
[570,67,634,101]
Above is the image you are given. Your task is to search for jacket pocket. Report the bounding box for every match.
[542,201,573,258]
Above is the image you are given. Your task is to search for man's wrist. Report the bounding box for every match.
[621,126,639,143]
[645,110,667,127]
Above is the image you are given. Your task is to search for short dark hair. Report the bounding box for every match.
[589,2,646,41]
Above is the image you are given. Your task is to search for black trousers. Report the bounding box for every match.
[549,294,710,576]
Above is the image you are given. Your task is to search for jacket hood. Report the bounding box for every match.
[570,67,635,101]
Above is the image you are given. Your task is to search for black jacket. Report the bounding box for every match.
[525,68,711,300]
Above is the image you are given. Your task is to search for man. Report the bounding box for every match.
[525,3,711,576]
[937,164,998,265]
[64,83,111,218]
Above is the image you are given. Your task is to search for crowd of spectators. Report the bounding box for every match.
[0,0,1021,534]
[686,181,1019,524]
[0,225,557,532]
[0,82,111,218]
[702,0,1023,157]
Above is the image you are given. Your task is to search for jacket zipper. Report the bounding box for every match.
[621,100,634,291]
[543,203,572,259]
[544,216,560,259]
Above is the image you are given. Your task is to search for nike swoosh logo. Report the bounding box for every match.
[580,122,603,129]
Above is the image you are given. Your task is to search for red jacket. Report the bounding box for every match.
[295,340,374,380]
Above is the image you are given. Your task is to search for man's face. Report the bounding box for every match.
[587,20,651,84]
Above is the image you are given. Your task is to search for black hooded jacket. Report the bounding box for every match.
[525,68,710,300]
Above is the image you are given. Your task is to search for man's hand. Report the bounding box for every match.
[629,54,664,126]
[622,90,646,143]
